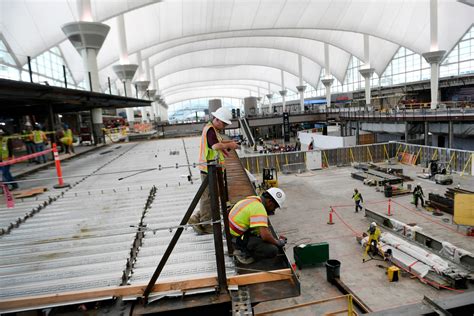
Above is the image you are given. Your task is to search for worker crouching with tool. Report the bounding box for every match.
[363,222,381,262]
[229,188,287,264]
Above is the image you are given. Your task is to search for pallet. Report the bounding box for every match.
[12,187,47,198]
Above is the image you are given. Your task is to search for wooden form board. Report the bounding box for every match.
[0,269,292,311]
[454,194,474,226]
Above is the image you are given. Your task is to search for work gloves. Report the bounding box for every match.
[276,236,288,248]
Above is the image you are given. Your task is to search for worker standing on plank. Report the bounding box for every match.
[363,222,381,260]
[229,188,287,264]
[352,188,364,213]
[188,107,239,235]
[413,183,425,208]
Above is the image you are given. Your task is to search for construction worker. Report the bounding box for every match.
[189,107,239,234]
[0,129,19,190]
[31,124,48,164]
[308,137,314,150]
[363,222,381,260]
[22,122,36,163]
[229,188,287,264]
[60,124,74,154]
[413,183,425,208]
[352,188,364,213]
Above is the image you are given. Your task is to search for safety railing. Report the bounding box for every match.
[339,107,474,121]
[242,151,306,174]
[391,141,473,176]
[241,143,396,174]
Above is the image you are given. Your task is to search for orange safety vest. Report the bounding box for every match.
[198,122,225,173]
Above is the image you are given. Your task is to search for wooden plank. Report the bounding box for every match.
[12,187,47,198]
[0,269,292,311]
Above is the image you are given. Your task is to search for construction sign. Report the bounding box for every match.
[453,194,474,226]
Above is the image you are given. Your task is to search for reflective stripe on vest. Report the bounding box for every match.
[228,196,265,237]
[198,122,225,172]
[1,138,8,160]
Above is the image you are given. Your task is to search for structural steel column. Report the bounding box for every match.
[62,0,109,144]
[279,70,287,113]
[405,121,409,143]
[422,0,445,110]
[135,51,150,122]
[297,54,306,112]
[266,82,273,113]
[424,121,429,146]
[359,34,375,111]
[356,121,360,145]
[113,14,138,124]
[448,120,453,148]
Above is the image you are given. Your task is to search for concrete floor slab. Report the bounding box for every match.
[254,163,474,314]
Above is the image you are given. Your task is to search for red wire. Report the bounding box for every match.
[331,207,362,237]
[391,200,467,237]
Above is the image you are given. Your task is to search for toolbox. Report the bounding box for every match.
[293,242,329,269]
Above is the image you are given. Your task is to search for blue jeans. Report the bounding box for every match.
[25,141,36,162]
[35,143,46,163]
[1,165,18,189]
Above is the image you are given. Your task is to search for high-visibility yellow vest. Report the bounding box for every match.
[33,130,44,144]
[353,192,362,202]
[368,227,381,244]
[61,129,73,145]
[1,138,8,160]
[198,122,225,173]
[228,196,268,237]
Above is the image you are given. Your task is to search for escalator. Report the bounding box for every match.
[239,117,255,148]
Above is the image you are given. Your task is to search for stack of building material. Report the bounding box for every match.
[428,187,474,215]
[360,232,469,289]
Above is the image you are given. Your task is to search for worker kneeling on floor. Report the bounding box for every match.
[229,188,287,264]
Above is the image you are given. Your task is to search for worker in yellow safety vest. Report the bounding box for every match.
[188,107,239,235]
[229,188,287,264]
[60,124,75,154]
[30,124,48,164]
[363,222,381,261]
[0,129,19,190]
[352,188,364,213]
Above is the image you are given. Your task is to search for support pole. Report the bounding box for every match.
[208,162,228,294]
[218,168,233,255]
[27,56,33,83]
[142,176,209,302]
[63,65,68,88]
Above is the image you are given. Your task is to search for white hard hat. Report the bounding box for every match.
[370,222,377,228]
[417,183,421,186]
[211,107,232,125]
[267,188,286,208]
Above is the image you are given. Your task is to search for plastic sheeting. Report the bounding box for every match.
[440,241,473,265]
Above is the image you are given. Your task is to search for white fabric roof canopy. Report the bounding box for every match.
[1,0,473,104]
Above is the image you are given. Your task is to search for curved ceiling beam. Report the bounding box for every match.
[165,89,259,105]
[158,65,307,94]
[153,48,321,88]
[162,80,295,95]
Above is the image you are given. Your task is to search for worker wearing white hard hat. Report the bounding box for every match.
[227,188,287,264]
[189,106,239,235]
[364,221,381,260]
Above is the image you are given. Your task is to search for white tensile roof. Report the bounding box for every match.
[1,0,473,103]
